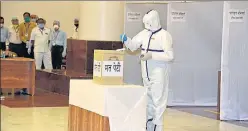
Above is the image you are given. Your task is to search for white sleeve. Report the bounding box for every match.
[30,29,36,41]
[124,30,145,52]
[151,31,174,62]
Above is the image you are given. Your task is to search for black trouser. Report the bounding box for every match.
[0,42,6,51]
[9,43,25,57]
[52,45,64,69]
[23,42,34,59]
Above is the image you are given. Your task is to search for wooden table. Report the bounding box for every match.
[0,58,35,96]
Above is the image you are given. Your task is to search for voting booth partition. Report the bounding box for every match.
[167,2,223,106]
[220,1,248,120]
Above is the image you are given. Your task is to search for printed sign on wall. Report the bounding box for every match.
[127,12,142,21]
[229,9,246,22]
[102,61,124,77]
[93,60,101,77]
[170,10,187,22]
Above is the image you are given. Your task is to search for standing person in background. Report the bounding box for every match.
[8,17,24,57]
[0,16,9,51]
[29,18,52,70]
[51,20,67,69]
[19,12,36,58]
[30,14,38,23]
[71,18,79,39]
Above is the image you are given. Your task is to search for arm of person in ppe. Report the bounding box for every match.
[152,31,174,61]
[62,32,67,57]
[123,30,145,52]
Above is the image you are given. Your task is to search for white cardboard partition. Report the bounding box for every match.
[220,1,248,120]
[69,80,147,131]
[167,2,223,106]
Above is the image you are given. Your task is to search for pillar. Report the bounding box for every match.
[79,1,124,41]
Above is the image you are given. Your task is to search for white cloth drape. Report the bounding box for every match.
[220,1,248,120]
[167,2,223,106]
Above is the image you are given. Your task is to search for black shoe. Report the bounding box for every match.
[146,118,153,130]
[15,91,22,95]
[21,92,30,95]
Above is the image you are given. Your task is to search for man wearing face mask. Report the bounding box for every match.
[120,10,174,131]
[30,14,38,23]
[29,18,52,70]
[71,18,79,39]
[7,17,24,56]
[51,20,67,69]
[19,12,36,58]
[0,16,9,51]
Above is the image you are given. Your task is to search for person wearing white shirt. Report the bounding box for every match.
[71,18,79,39]
[0,16,9,51]
[51,20,67,69]
[8,17,24,57]
[29,18,52,69]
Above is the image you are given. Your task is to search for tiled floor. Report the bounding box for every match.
[172,106,248,128]
[1,89,248,131]
[1,88,68,108]
[1,105,248,131]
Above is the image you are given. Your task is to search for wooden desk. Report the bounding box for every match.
[0,58,35,96]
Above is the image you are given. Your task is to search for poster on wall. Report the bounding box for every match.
[127,12,142,21]
[228,9,246,22]
[102,61,124,77]
[170,10,187,22]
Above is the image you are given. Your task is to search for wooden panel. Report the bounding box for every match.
[68,105,110,131]
[36,70,92,96]
[0,58,35,95]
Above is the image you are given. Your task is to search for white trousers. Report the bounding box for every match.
[34,52,52,70]
[143,65,169,131]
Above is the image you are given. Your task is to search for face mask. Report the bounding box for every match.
[31,19,36,22]
[74,24,79,27]
[38,23,44,29]
[53,25,59,30]
[0,24,3,28]
[24,17,30,22]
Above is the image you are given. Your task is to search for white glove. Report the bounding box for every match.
[27,48,31,54]
[62,51,66,57]
[26,41,30,48]
[139,52,152,61]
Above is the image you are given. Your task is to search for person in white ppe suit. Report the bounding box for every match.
[120,10,174,131]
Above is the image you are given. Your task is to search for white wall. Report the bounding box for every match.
[1,1,80,37]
